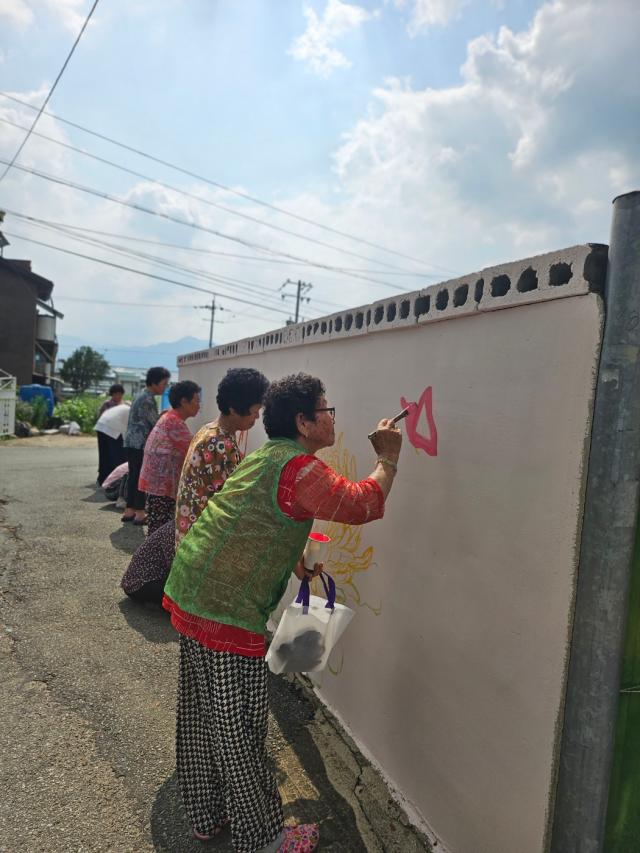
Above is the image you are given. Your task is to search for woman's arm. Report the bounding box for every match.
[279,421,403,525]
[366,418,402,499]
[139,392,159,436]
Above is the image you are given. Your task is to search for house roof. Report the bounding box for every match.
[36,297,64,319]
[113,368,144,380]
[0,257,55,301]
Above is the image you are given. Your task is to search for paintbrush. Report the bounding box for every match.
[367,402,416,440]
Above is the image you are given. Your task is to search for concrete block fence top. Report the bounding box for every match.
[177,243,608,367]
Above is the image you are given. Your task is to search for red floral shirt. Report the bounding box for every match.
[139,409,192,499]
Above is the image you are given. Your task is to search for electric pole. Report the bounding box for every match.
[197,298,217,346]
[280,279,312,323]
[0,209,7,257]
[209,297,215,347]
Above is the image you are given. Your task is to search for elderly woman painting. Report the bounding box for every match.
[138,380,201,535]
[163,373,403,853]
[121,368,269,603]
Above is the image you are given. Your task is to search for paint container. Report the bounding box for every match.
[303,532,331,571]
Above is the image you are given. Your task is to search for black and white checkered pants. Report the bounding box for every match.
[177,636,284,852]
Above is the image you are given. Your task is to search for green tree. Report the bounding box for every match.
[60,346,110,392]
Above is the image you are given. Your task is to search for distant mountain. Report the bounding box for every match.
[57,335,210,370]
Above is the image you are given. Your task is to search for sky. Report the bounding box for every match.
[0,0,638,366]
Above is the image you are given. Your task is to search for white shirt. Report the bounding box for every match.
[95,403,131,439]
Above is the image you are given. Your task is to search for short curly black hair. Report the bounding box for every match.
[108,384,124,396]
[146,366,171,386]
[169,380,201,408]
[216,368,269,415]
[262,373,325,439]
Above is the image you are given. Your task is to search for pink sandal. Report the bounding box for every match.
[192,817,229,842]
[278,824,320,852]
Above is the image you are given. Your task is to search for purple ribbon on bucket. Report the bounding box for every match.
[295,572,336,612]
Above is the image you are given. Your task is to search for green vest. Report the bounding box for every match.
[164,438,313,634]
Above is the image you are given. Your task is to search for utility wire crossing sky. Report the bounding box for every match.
[0,0,637,352]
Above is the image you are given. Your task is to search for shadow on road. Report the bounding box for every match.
[81,486,110,504]
[151,772,233,852]
[268,675,368,852]
[149,676,366,853]
[118,595,176,645]
[99,502,122,514]
[110,524,145,554]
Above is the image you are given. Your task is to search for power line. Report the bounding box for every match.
[0,115,435,276]
[6,208,345,314]
[51,222,343,311]
[57,344,186,356]
[0,213,440,277]
[54,296,288,324]
[0,160,413,292]
[11,225,349,332]
[10,213,311,313]
[57,296,201,308]
[0,1,100,183]
[3,230,293,318]
[5,209,421,300]
[0,90,456,274]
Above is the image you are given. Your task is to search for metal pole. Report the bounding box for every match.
[281,279,312,323]
[295,280,302,323]
[551,191,640,852]
[208,297,215,348]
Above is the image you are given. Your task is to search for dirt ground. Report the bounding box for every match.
[1,433,96,449]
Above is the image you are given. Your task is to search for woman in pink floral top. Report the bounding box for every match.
[139,381,201,534]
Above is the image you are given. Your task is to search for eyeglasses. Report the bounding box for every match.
[315,407,336,422]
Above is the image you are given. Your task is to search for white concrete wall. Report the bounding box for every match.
[178,246,605,853]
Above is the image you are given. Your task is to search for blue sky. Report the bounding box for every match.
[0,0,638,365]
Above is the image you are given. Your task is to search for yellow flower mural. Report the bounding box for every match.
[316,432,381,616]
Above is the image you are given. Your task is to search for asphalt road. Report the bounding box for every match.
[0,436,431,853]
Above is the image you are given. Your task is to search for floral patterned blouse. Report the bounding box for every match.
[138,409,193,499]
[123,388,159,450]
[175,423,242,546]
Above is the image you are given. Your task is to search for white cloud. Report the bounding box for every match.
[332,0,640,267]
[0,92,196,351]
[396,0,469,34]
[0,0,34,28]
[2,0,639,355]
[44,0,88,32]
[0,0,89,32]
[0,87,71,176]
[0,91,374,349]
[289,0,374,78]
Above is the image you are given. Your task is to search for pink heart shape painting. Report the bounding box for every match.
[401,386,438,456]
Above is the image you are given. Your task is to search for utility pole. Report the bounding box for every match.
[197,298,217,346]
[0,209,7,258]
[280,279,312,324]
[208,297,215,347]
